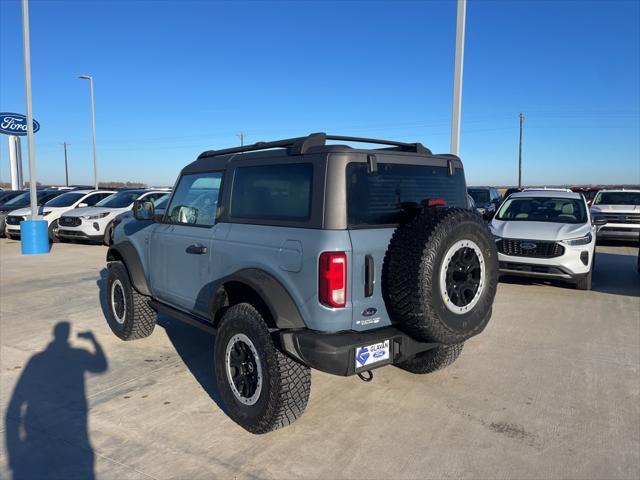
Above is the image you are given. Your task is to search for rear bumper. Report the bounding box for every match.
[279,327,440,376]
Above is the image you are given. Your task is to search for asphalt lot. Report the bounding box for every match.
[1,239,639,479]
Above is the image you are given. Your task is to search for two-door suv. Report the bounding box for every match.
[104,133,498,433]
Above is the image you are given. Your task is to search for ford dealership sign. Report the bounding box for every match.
[0,112,40,136]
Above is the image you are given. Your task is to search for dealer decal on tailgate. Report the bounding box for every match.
[355,340,390,368]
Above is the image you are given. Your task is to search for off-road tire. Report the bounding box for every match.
[105,261,156,340]
[48,220,60,243]
[396,343,464,374]
[103,222,114,246]
[383,208,498,345]
[214,303,311,434]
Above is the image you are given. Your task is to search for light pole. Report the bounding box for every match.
[518,112,525,188]
[79,74,98,189]
[450,0,467,156]
[60,141,70,186]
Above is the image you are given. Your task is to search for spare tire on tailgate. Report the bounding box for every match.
[383,207,498,345]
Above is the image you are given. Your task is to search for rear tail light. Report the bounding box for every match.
[319,251,347,308]
[421,198,447,207]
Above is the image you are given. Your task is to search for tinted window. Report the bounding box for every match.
[96,191,145,208]
[44,192,85,207]
[347,163,466,226]
[593,191,640,206]
[231,164,313,221]
[166,173,222,226]
[0,191,23,204]
[468,189,490,204]
[496,197,587,224]
[83,192,112,206]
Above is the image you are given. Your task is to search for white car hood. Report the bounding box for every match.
[490,220,590,241]
[591,204,640,214]
[61,206,125,218]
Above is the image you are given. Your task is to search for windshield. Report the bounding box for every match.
[593,191,640,206]
[347,162,467,226]
[496,197,587,224]
[96,191,145,208]
[44,192,85,207]
[468,189,490,204]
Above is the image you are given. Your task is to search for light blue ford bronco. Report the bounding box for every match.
[104,133,498,434]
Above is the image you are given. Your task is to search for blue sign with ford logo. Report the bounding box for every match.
[0,112,40,136]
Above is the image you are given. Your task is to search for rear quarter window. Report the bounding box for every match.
[347,162,467,227]
[230,163,313,221]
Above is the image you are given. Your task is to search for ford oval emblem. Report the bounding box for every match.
[0,112,40,136]
[520,242,537,250]
[362,307,377,317]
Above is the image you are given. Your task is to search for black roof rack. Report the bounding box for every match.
[197,132,431,159]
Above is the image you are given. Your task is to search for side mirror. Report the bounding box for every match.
[133,199,155,221]
[592,216,607,227]
[172,205,198,224]
[77,203,88,208]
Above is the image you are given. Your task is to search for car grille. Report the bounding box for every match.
[5,215,23,226]
[496,238,565,258]
[597,213,640,224]
[59,216,81,227]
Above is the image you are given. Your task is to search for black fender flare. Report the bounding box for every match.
[106,241,151,296]
[218,269,306,329]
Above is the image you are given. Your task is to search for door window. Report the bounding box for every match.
[165,172,222,226]
[83,192,112,206]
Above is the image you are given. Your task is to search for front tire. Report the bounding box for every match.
[48,220,60,243]
[105,261,156,340]
[103,222,114,246]
[214,303,311,434]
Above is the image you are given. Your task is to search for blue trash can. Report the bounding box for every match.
[20,219,49,255]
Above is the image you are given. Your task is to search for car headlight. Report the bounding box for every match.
[42,211,51,217]
[81,212,110,220]
[564,232,592,246]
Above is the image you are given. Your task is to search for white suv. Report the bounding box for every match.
[57,189,169,244]
[4,189,115,241]
[590,189,640,241]
[489,190,605,290]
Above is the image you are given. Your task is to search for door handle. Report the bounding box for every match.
[364,255,374,297]
[186,244,208,255]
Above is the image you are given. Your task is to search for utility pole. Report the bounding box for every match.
[450,0,466,156]
[237,132,246,147]
[60,141,70,186]
[518,112,525,188]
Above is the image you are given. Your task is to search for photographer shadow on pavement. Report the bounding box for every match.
[4,322,108,480]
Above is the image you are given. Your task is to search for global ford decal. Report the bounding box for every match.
[0,113,40,136]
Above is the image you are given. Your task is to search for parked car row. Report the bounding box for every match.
[0,188,170,245]
[469,186,639,290]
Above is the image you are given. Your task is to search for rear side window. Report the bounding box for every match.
[231,163,313,221]
[347,163,467,226]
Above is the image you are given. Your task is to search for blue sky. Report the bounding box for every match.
[1,0,638,187]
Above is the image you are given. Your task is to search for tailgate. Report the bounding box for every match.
[348,228,395,331]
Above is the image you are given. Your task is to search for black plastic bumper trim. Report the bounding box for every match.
[279,327,440,377]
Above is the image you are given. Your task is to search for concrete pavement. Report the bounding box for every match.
[1,239,638,479]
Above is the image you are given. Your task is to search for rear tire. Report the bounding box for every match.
[397,343,464,374]
[214,303,311,434]
[105,261,156,340]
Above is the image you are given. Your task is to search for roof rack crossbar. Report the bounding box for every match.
[197,132,431,159]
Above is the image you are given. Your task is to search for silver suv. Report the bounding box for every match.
[590,189,640,241]
[104,133,499,433]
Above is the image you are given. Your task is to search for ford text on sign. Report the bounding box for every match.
[0,113,40,136]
